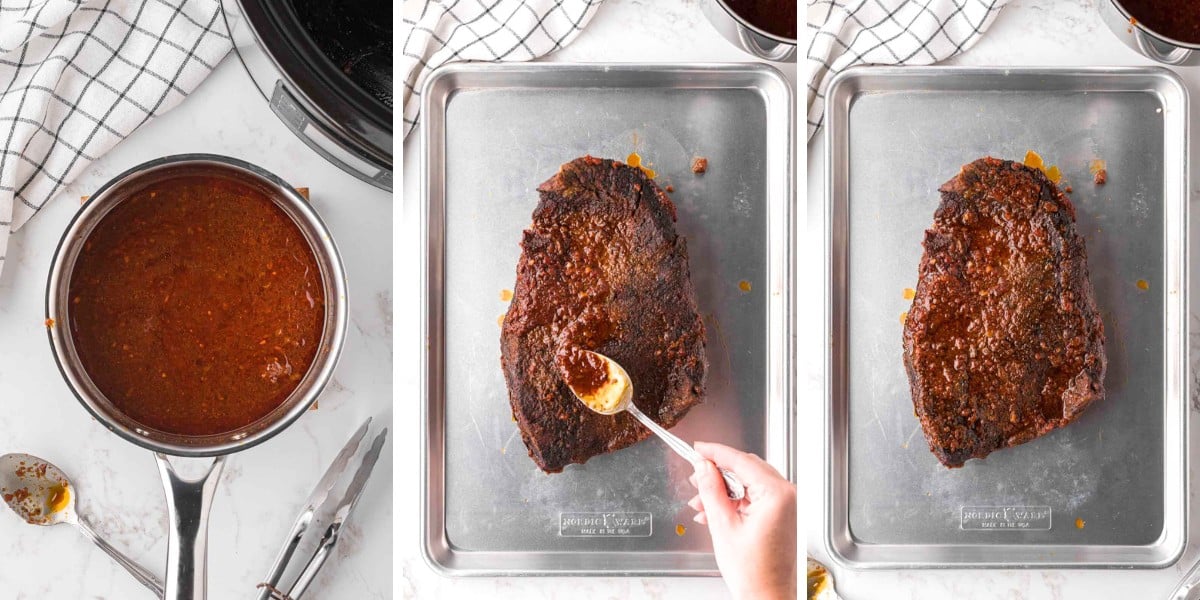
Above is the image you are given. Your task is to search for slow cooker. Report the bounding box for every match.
[220,0,393,190]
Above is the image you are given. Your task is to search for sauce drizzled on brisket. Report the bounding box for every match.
[500,156,707,473]
[902,157,1106,467]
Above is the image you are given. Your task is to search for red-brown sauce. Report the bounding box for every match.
[555,346,609,397]
[723,0,796,40]
[68,174,325,436]
[1122,0,1200,43]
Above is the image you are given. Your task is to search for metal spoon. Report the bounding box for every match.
[563,350,745,500]
[807,556,842,600]
[0,453,164,596]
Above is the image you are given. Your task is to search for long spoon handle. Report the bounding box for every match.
[625,403,745,500]
[76,517,165,597]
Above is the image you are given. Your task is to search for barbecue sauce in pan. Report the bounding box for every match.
[69,175,325,436]
[1121,0,1200,44]
[723,0,797,40]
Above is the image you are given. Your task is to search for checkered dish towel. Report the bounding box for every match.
[0,0,230,277]
[401,0,605,138]
[807,0,1009,141]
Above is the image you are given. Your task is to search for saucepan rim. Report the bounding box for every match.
[1108,0,1200,51]
[712,0,796,45]
[44,153,348,458]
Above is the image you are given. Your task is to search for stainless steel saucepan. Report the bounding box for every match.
[701,0,796,62]
[1101,0,1200,65]
[45,154,348,600]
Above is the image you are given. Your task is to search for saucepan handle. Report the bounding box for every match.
[1132,28,1192,65]
[735,27,794,62]
[155,454,225,600]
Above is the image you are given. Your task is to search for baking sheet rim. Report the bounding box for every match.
[420,62,797,576]
[821,65,1190,569]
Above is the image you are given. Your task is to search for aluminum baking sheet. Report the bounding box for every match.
[823,67,1188,568]
[421,63,794,575]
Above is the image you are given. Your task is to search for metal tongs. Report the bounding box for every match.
[254,418,388,600]
[1168,556,1200,600]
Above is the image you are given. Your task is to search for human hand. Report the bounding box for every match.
[688,441,796,600]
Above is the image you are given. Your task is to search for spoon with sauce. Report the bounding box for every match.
[559,349,745,500]
[0,453,164,596]
[807,556,842,599]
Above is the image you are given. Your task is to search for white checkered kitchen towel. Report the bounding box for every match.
[401,0,605,138]
[807,0,1010,141]
[0,0,230,278]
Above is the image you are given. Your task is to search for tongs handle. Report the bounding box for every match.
[254,510,313,600]
[255,418,371,599]
[1168,555,1200,600]
[255,425,386,599]
[285,522,341,599]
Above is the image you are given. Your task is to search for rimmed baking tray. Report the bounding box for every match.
[823,66,1188,568]
[421,63,794,575]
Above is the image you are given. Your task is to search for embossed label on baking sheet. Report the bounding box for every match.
[960,506,1052,531]
[559,512,652,537]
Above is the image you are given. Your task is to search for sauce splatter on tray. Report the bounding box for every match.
[1090,159,1108,185]
[1023,150,1062,183]
[626,153,656,179]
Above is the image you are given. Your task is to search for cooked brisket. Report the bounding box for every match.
[500,156,707,473]
[903,157,1107,468]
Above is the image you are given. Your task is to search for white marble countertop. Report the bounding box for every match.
[396,1,796,598]
[0,55,393,597]
[804,1,1200,598]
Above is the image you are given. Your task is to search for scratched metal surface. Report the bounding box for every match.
[825,67,1188,567]
[421,63,794,574]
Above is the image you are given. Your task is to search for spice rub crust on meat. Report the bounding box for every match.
[500,156,707,473]
[902,157,1107,468]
